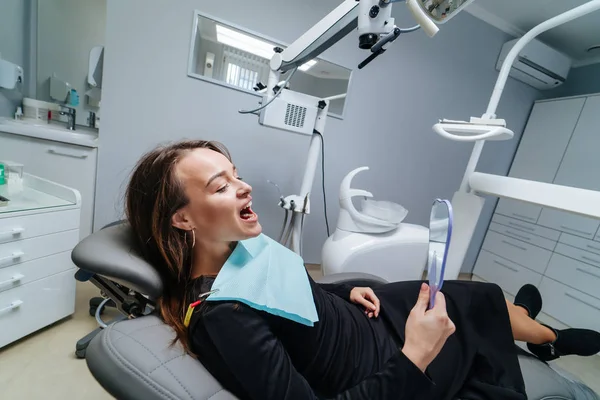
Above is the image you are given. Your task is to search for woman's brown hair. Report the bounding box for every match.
[125,139,231,353]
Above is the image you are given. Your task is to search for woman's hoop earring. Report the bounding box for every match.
[191,228,196,249]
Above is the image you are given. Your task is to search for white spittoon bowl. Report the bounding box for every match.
[360,198,408,225]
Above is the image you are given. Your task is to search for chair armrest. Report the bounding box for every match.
[317,272,388,287]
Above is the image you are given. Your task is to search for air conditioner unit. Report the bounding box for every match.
[496,38,572,90]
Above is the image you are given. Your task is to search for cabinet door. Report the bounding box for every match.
[473,249,543,296]
[26,140,97,239]
[495,97,585,222]
[537,95,600,239]
[0,132,96,239]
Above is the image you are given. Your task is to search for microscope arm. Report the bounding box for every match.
[269,0,360,73]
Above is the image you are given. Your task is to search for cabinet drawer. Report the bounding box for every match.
[0,229,79,269]
[495,199,541,224]
[0,209,79,244]
[538,277,600,332]
[559,232,600,257]
[0,268,76,348]
[473,250,542,296]
[545,253,600,299]
[488,222,556,251]
[492,214,560,241]
[554,243,600,269]
[482,231,552,274]
[537,208,599,240]
[0,251,74,293]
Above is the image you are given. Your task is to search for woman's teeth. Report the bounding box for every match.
[240,202,255,220]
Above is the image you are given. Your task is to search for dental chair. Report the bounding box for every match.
[72,222,599,400]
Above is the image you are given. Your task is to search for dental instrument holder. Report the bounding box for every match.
[434,0,600,282]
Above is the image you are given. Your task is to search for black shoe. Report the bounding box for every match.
[527,325,600,361]
[514,284,542,319]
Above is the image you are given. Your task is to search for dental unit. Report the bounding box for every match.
[240,0,476,255]
[239,0,600,280]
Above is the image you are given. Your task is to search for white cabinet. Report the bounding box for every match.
[0,173,81,349]
[473,250,543,296]
[537,96,600,239]
[551,95,600,192]
[474,93,600,332]
[495,97,586,223]
[0,131,97,239]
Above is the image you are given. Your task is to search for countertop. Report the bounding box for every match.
[0,118,99,148]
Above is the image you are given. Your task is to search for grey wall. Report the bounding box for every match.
[97,0,541,268]
[545,63,600,99]
[0,1,28,118]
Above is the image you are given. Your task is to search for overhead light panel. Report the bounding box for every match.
[298,60,317,71]
[216,25,275,59]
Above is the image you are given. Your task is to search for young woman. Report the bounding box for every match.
[125,139,600,400]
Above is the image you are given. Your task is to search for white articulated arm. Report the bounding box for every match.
[469,173,600,220]
[270,0,361,73]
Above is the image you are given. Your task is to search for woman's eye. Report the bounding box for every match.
[217,184,229,193]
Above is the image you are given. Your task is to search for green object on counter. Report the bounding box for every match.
[0,164,5,185]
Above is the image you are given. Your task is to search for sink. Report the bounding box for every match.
[0,118,99,148]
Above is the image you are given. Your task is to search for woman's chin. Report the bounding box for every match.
[249,222,262,237]
[240,221,262,239]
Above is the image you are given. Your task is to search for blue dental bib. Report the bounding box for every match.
[205,234,319,327]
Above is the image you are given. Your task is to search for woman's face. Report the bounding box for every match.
[172,148,262,243]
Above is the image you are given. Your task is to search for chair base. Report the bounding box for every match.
[76,314,127,359]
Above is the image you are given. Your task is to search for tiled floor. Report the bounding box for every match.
[1,273,598,399]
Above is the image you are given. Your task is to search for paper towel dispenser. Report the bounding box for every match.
[0,56,23,90]
[86,46,104,106]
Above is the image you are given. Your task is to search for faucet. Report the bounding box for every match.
[59,106,76,130]
[87,111,97,128]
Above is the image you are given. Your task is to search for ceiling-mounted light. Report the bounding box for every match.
[298,60,317,71]
[216,25,276,59]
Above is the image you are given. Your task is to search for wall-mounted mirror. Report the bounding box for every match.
[427,198,453,308]
[187,11,353,119]
[36,0,106,127]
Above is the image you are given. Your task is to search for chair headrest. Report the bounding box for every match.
[71,223,163,299]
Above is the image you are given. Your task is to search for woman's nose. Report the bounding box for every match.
[237,181,252,197]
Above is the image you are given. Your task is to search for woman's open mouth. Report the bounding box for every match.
[240,202,257,222]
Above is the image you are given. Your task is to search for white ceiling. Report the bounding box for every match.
[465,0,600,67]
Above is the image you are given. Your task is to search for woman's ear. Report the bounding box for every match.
[171,210,193,231]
